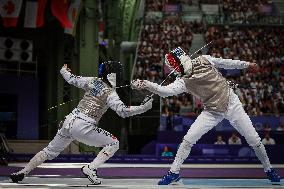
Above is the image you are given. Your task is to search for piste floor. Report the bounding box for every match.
[0,163,283,189]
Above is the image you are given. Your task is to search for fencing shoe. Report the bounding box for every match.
[266,168,281,184]
[10,172,25,183]
[81,165,102,185]
[158,171,181,185]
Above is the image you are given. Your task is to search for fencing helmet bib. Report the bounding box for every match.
[98,61,123,87]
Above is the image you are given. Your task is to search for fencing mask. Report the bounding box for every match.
[98,61,123,88]
[165,47,193,76]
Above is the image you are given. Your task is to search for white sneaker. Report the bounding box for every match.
[81,165,102,185]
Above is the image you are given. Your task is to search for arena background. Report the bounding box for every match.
[0,0,283,188]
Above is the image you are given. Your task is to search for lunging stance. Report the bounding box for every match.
[11,61,153,185]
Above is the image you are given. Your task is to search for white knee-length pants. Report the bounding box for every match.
[184,90,261,147]
[43,109,118,160]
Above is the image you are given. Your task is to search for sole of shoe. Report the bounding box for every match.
[271,181,281,185]
[170,178,183,185]
[158,177,182,185]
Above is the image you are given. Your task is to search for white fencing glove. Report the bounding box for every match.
[131,79,147,90]
[131,79,159,94]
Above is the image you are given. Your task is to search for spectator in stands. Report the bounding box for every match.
[188,20,206,33]
[146,0,163,12]
[136,16,194,83]
[221,0,272,24]
[161,99,174,131]
[276,123,284,132]
[262,133,276,145]
[194,103,203,115]
[205,26,284,115]
[161,145,174,157]
[161,98,170,116]
[214,135,226,145]
[166,111,174,131]
[179,94,193,115]
[263,123,272,132]
[169,96,180,115]
[228,132,242,145]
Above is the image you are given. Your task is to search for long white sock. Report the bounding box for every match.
[252,143,272,172]
[89,150,111,170]
[89,142,119,170]
[170,140,192,174]
[17,151,48,175]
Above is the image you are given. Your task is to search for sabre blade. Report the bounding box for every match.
[189,41,213,58]
[115,84,130,89]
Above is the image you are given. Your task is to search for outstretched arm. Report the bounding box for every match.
[131,78,187,98]
[107,91,153,118]
[60,64,93,90]
[203,55,256,70]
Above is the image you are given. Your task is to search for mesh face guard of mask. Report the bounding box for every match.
[98,61,123,87]
[165,47,187,76]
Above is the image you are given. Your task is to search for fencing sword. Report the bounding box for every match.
[47,98,80,111]
[115,84,130,89]
[189,41,213,58]
[47,84,131,111]
[116,41,213,91]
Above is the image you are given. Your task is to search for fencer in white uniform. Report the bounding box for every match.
[131,47,280,185]
[10,61,153,184]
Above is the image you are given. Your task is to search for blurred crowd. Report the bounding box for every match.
[206,26,284,115]
[221,0,274,24]
[146,0,193,12]
[136,0,284,117]
[199,0,274,24]
[160,26,284,116]
[134,16,193,83]
[214,130,280,145]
